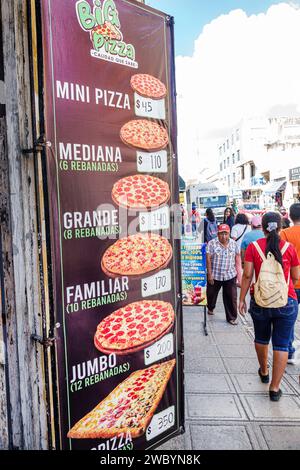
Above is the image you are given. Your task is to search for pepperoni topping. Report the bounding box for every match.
[112,174,170,210]
[94,300,174,353]
[130,74,167,100]
[101,233,172,276]
[120,120,169,151]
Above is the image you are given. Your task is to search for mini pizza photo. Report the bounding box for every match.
[94,300,175,355]
[112,174,170,210]
[120,119,169,151]
[101,233,173,277]
[67,359,175,439]
[130,74,167,100]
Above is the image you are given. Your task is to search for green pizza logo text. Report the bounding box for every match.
[76,0,136,62]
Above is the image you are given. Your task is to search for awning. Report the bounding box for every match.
[263,179,286,194]
[179,175,186,191]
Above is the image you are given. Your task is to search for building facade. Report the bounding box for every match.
[218,117,300,208]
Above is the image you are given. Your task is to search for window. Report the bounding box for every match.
[233,173,236,184]
[224,160,226,169]
[237,149,240,161]
[241,165,245,180]
[227,157,229,166]
[232,153,235,164]
[226,139,229,149]
[250,164,255,178]
[220,162,223,171]
[219,146,222,156]
[227,175,230,186]
[236,129,240,141]
[223,143,225,152]
[231,134,234,145]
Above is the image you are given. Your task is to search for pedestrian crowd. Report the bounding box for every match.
[182,201,300,402]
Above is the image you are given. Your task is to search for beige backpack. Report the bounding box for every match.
[253,241,290,308]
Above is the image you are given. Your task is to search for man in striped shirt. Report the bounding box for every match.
[206,224,242,325]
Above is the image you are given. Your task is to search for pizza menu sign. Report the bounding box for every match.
[41,0,183,450]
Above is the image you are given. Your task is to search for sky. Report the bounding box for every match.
[147,0,287,56]
[146,1,300,182]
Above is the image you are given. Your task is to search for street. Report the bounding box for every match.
[159,299,300,450]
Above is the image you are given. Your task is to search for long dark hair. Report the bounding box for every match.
[235,213,249,225]
[223,207,234,222]
[262,212,283,266]
[206,208,215,222]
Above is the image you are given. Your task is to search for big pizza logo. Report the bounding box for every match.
[76,0,138,68]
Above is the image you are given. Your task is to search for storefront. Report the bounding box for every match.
[289,166,300,202]
[262,178,287,209]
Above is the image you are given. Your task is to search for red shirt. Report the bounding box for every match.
[244,237,300,300]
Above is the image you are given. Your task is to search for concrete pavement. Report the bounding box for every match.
[158,299,300,450]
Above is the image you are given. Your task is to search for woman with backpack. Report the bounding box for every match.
[204,208,218,243]
[239,212,300,401]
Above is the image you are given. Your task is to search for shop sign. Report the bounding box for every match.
[181,241,207,307]
[290,167,300,181]
[41,0,183,450]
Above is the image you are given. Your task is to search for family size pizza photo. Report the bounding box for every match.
[130,73,167,100]
[101,233,173,277]
[94,300,175,355]
[67,359,176,439]
[112,174,170,210]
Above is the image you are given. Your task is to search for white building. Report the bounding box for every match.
[218,117,300,208]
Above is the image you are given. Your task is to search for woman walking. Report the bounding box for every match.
[239,212,300,401]
[231,213,251,251]
[223,207,235,232]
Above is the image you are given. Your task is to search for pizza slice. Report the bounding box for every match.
[91,21,122,41]
[67,359,176,439]
[94,300,175,355]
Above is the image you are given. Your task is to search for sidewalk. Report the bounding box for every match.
[159,299,300,450]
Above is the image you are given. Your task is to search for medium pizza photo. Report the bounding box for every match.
[112,174,170,210]
[130,74,167,100]
[101,233,173,277]
[94,300,175,355]
[67,359,175,439]
[120,119,169,151]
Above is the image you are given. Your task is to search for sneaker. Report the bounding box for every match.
[287,354,296,365]
[287,349,300,365]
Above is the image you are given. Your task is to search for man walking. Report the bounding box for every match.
[206,224,242,325]
[281,203,300,364]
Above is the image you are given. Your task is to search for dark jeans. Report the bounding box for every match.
[249,297,298,352]
[207,277,237,322]
[288,289,300,357]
